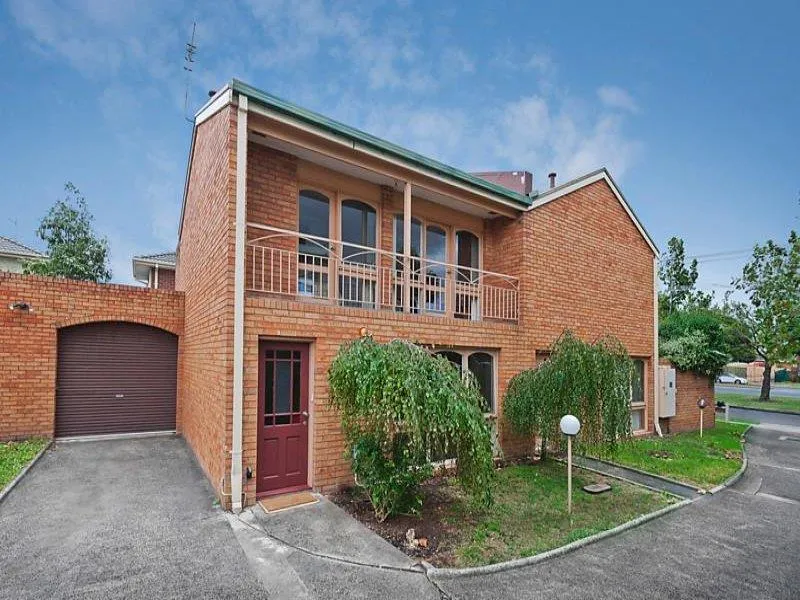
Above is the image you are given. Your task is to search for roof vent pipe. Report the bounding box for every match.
[548,172,557,189]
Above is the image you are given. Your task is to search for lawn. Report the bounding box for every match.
[718,392,800,415]
[333,460,674,568]
[0,438,48,491]
[583,421,748,489]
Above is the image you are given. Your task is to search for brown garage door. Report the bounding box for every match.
[56,322,178,437]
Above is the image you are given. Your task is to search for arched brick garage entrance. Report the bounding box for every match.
[56,322,178,437]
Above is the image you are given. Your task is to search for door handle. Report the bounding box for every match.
[301,411,309,418]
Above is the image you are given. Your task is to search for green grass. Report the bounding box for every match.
[0,438,48,491]
[583,421,748,489]
[718,392,800,415]
[444,461,673,567]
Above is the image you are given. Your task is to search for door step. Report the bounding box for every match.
[259,491,318,513]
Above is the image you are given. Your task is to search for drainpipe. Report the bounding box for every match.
[653,256,662,437]
[230,94,248,512]
[155,264,159,289]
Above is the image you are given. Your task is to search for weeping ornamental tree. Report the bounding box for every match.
[504,331,633,456]
[328,337,495,522]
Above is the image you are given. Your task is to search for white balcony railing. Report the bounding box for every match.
[246,224,519,322]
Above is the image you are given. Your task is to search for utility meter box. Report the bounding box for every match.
[659,365,677,418]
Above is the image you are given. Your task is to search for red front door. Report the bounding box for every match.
[257,342,310,496]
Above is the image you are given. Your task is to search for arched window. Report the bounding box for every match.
[434,350,462,374]
[298,190,330,257]
[468,352,494,413]
[297,190,330,298]
[341,200,376,265]
[456,230,480,282]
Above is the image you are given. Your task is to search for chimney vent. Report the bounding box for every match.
[548,172,557,189]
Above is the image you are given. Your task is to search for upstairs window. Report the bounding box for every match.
[341,200,377,265]
[298,190,330,257]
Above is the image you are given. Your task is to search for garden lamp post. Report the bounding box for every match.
[697,397,707,438]
[560,414,581,514]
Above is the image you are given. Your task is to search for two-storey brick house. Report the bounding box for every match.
[176,80,659,510]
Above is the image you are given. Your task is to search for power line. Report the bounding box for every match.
[183,21,197,124]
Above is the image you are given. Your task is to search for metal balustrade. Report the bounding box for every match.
[246,224,519,322]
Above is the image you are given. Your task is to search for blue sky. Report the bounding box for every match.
[1,1,797,291]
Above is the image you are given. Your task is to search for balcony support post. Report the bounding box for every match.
[403,182,412,313]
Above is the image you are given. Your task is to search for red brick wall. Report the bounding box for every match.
[156,268,175,291]
[659,361,716,433]
[0,272,183,440]
[175,106,237,496]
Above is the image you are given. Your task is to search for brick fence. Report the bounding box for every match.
[659,360,716,434]
[0,272,184,440]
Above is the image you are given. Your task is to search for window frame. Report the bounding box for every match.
[630,358,647,433]
[433,348,498,416]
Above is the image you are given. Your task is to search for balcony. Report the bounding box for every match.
[246,224,519,322]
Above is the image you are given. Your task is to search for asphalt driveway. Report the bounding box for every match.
[0,436,267,599]
[2,427,799,599]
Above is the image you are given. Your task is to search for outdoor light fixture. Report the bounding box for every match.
[697,397,707,438]
[560,414,581,514]
[8,301,31,312]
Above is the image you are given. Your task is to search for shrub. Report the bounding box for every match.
[328,337,494,521]
[504,331,633,456]
[659,308,730,377]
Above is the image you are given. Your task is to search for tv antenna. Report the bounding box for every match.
[183,21,198,124]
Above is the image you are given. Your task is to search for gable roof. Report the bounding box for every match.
[229,80,532,209]
[528,168,659,256]
[133,252,176,267]
[0,235,45,258]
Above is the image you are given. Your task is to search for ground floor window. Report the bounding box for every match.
[630,359,646,432]
[433,349,495,414]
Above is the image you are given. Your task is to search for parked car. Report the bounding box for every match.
[717,373,748,384]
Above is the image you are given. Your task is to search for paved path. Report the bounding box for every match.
[0,436,267,599]
[717,383,800,398]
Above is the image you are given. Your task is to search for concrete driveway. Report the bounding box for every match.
[0,436,267,599]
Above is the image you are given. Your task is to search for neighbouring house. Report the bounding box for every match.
[0,235,45,272]
[4,79,710,512]
[132,252,176,290]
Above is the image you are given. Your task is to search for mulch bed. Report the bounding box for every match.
[329,477,468,566]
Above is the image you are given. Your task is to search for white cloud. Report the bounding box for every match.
[597,85,639,113]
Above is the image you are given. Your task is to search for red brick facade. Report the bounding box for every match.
[174,106,237,493]
[0,272,183,440]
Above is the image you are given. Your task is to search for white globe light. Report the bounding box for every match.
[560,414,581,436]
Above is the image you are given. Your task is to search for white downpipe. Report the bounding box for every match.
[231,95,248,512]
[155,264,159,289]
[653,256,663,437]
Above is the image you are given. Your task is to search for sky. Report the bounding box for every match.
[1,0,798,291]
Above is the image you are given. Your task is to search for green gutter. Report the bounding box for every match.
[230,79,531,208]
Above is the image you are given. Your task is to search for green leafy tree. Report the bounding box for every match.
[659,308,731,377]
[504,331,633,458]
[728,231,800,401]
[659,237,712,315]
[328,337,494,521]
[24,182,111,282]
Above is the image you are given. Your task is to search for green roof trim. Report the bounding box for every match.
[230,79,531,208]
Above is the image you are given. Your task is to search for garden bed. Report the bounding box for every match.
[0,438,48,492]
[582,421,748,489]
[331,459,674,567]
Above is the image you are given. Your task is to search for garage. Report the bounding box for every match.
[55,322,178,438]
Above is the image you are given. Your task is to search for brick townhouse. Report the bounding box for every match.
[175,80,661,510]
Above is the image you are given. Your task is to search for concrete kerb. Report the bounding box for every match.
[575,455,705,494]
[708,424,752,495]
[555,459,690,498]
[0,440,52,505]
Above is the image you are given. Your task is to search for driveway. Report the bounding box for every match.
[3,428,799,599]
[0,436,267,599]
